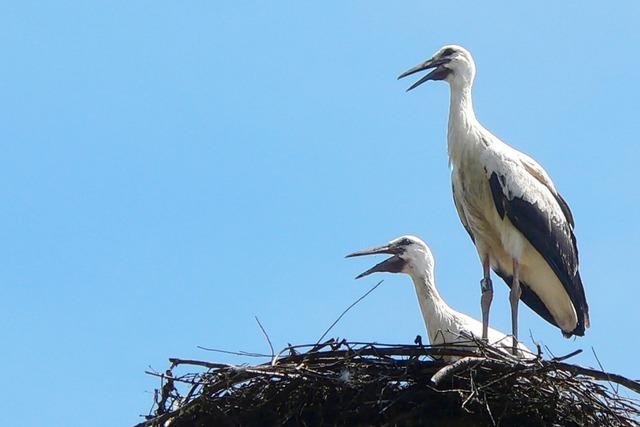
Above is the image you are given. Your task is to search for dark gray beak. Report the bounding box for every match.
[398,57,451,91]
[346,244,405,279]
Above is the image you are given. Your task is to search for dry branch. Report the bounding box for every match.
[136,338,640,427]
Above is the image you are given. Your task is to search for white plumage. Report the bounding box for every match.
[346,235,532,360]
[398,46,589,352]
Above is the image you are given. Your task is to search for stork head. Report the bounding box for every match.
[398,45,476,90]
[346,235,434,280]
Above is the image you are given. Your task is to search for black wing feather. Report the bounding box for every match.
[489,172,589,336]
[554,192,575,228]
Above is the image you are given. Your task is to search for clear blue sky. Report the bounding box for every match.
[2,2,639,425]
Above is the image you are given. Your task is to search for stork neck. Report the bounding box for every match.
[446,84,481,163]
[448,85,477,127]
[409,269,451,332]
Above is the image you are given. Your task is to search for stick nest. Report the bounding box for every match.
[137,337,640,427]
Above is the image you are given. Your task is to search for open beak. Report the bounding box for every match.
[398,57,451,91]
[345,244,405,279]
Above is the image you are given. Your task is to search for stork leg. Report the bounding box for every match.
[509,259,522,355]
[480,256,493,341]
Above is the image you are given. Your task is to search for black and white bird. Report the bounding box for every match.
[346,235,531,360]
[398,45,589,353]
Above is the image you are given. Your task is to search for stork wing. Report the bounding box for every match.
[487,163,589,336]
[452,180,475,243]
[519,153,575,228]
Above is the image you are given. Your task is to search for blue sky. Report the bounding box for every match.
[1,2,639,425]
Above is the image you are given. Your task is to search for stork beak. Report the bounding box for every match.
[346,244,405,279]
[398,57,451,91]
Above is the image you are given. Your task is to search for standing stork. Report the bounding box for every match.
[398,45,589,353]
[346,235,532,360]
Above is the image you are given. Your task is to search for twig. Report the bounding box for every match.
[144,371,210,386]
[550,361,640,394]
[544,344,556,359]
[196,346,272,358]
[315,279,384,345]
[281,345,476,365]
[254,316,276,364]
[551,349,583,362]
[169,358,234,370]
[431,356,519,386]
[528,329,543,358]
[591,346,617,393]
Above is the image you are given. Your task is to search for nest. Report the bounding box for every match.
[136,334,640,427]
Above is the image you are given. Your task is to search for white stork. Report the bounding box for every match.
[398,45,590,353]
[346,235,532,360]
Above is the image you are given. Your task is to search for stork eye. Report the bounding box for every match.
[441,48,456,57]
[399,238,412,246]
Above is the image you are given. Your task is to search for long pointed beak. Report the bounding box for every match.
[345,244,395,258]
[398,57,450,91]
[346,244,405,279]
